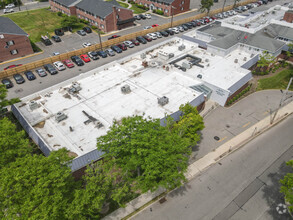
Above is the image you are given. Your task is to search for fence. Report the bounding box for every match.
[0,0,257,79]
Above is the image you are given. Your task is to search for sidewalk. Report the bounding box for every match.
[102,100,293,220]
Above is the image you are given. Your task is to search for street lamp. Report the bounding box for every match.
[170,6,177,28]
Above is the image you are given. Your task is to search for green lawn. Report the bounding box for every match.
[130,5,147,14]
[118,2,129,8]
[257,68,293,91]
[2,8,83,43]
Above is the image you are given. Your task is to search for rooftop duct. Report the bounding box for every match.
[29,100,39,111]
[121,85,131,94]
[55,111,68,123]
[158,96,169,106]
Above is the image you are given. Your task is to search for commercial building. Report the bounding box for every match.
[0,17,33,63]
[133,0,190,16]
[49,0,134,32]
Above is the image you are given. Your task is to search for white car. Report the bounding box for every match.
[53,52,60,56]
[154,32,162,38]
[227,11,234,16]
[82,42,91,48]
[222,12,229,18]
[3,8,14,13]
[170,28,179,34]
[177,26,184,32]
[124,41,135,48]
[146,33,157,40]
[53,61,66,71]
[5,3,15,9]
[144,26,152,30]
[145,14,151,19]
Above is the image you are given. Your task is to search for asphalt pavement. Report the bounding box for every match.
[132,114,293,220]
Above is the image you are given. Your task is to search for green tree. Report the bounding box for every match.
[199,0,214,15]
[0,84,20,112]
[280,160,293,212]
[97,115,191,193]
[0,117,31,168]
[0,149,77,219]
[61,15,79,28]
[257,51,275,72]
[286,42,293,59]
[172,103,205,146]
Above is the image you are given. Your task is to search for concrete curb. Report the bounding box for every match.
[0,51,44,65]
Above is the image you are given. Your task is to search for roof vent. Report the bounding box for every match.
[29,100,39,111]
[121,84,131,94]
[158,96,169,106]
[243,57,247,61]
[197,74,202,79]
[250,53,255,58]
[178,44,186,51]
[168,53,174,59]
[55,111,68,123]
[182,62,192,69]
[140,53,146,59]
[69,82,81,93]
[234,59,238,63]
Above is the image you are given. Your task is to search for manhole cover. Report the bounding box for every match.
[214,136,220,141]
[15,88,23,93]
[79,69,82,71]
[239,113,242,115]
[226,124,230,128]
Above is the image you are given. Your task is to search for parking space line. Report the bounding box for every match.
[242,122,251,128]
[217,136,228,143]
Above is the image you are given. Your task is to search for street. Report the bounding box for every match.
[132,114,293,220]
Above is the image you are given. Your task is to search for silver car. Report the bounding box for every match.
[154,32,162,38]
[124,41,135,48]
[105,48,115,56]
[36,68,47,77]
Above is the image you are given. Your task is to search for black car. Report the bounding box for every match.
[181,24,189,30]
[51,35,61,42]
[134,15,141,20]
[190,21,198,27]
[136,36,147,44]
[44,64,58,75]
[139,14,146,19]
[77,30,86,36]
[13,74,25,84]
[71,56,84,66]
[160,31,169,37]
[165,29,175,35]
[83,27,92,33]
[2,78,13,89]
[24,71,36,81]
[111,45,122,53]
[88,51,99,60]
[97,51,108,58]
[185,23,193,29]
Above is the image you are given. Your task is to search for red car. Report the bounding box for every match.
[63,59,75,68]
[143,35,152,42]
[4,64,22,70]
[152,24,159,27]
[131,39,140,46]
[117,43,127,51]
[80,54,91,63]
[108,35,121,40]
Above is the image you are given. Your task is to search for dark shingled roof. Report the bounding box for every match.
[76,0,127,18]
[0,17,28,36]
[53,0,79,7]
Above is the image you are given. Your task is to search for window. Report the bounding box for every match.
[10,49,18,55]
[6,40,14,46]
[181,0,184,3]
[101,24,104,29]
[165,9,168,13]
[116,15,119,19]
[181,7,184,10]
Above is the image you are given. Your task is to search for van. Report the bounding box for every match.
[41,35,52,46]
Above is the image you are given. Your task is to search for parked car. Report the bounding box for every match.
[124,41,135,48]
[143,26,152,30]
[143,35,152,42]
[160,30,169,37]
[2,78,13,89]
[242,5,249,10]
[80,54,91,63]
[97,50,108,58]
[24,71,36,81]
[190,21,198,27]
[77,30,86,36]
[71,56,84,66]
[165,29,175,35]
[154,32,162,38]
[134,15,141,20]
[82,42,91,48]
[108,35,120,40]
[117,43,127,51]
[136,36,147,44]
[145,14,151,19]
[44,64,58,75]
[4,64,22,70]
[139,14,146,19]
[170,27,179,34]
[63,59,75,68]
[51,35,61,42]
[234,7,243,13]
[88,51,99,60]
[110,45,122,53]
[5,3,15,8]
[83,26,92,33]
[53,52,60,56]
[185,22,193,28]
[181,24,189,30]
[53,61,66,71]
[13,74,25,84]
[146,33,157,40]
[35,68,47,77]
[152,24,159,27]
[105,48,116,56]
[3,9,14,13]
[130,39,140,46]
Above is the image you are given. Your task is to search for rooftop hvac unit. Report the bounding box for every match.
[169,53,174,59]
[178,44,186,51]
[121,84,131,94]
[29,100,39,111]
[55,111,68,123]
[250,53,255,58]
[234,59,238,63]
[243,57,247,61]
[158,96,169,106]
[149,61,158,67]
[158,51,170,61]
[182,62,192,69]
[140,53,146,59]
[69,83,81,93]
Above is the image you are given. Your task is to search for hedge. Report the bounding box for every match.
[153,9,164,15]
[227,85,251,106]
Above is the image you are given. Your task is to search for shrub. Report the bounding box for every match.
[29,38,41,52]
[153,9,164,15]
[57,11,62,16]
[91,26,97,30]
[79,19,90,25]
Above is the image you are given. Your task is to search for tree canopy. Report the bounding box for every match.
[200,0,214,14]
[257,51,275,71]
[280,160,293,212]
[61,16,79,28]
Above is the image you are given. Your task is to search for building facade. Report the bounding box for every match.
[133,0,190,16]
[49,0,134,33]
[0,17,33,63]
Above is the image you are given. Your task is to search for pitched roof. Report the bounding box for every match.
[75,0,126,18]
[52,0,79,7]
[152,0,175,4]
[0,17,28,36]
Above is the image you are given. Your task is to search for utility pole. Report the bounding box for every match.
[98,29,102,51]
[270,77,293,124]
[170,6,176,28]
[222,0,227,12]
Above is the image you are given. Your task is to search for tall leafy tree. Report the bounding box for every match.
[200,0,214,15]
[257,50,275,72]
[61,16,79,28]
[0,117,32,168]
[280,160,293,212]
[97,115,191,193]
[0,149,77,219]
[286,42,293,59]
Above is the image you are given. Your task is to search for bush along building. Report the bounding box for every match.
[133,0,190,16]
[50,0,135,32]
[0,17,34,63]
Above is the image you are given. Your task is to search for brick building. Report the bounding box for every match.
[133,0,190,16]
[0,17,33,63]
[49,0,135,33]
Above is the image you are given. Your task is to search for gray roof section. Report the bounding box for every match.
[156,0,175,4]
[76,0,126,18]
[70,149,104,171]
[53,0,78,7]
[197,21,232,40]
[260,23,293,41]
[0,17,28,36]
